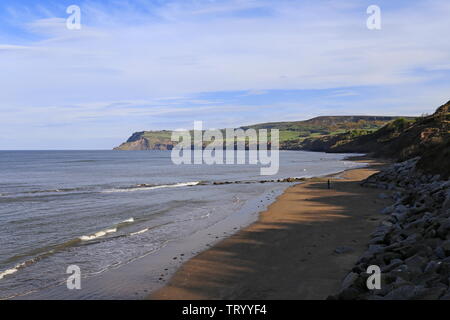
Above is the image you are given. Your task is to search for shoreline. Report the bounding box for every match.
[13,182,290,300]
[149,157,392,299]
[11,155,371,300]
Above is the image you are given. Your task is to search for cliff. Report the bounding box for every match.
[114,116,404,151]
[299,101,450,178]
[113,131,174,151]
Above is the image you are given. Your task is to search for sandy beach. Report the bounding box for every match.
[150,159,392,300]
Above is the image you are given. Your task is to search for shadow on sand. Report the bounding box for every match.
[150,166,391,300]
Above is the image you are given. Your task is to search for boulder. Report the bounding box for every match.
[341,272,358,290]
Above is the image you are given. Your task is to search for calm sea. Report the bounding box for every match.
[0,150,363,299]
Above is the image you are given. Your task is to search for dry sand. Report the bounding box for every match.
[149,159,391,300]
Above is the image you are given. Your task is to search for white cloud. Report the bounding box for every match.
[0,44,32,51]
[0,0,449,148]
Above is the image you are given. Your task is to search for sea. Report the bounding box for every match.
[0,150,364,299]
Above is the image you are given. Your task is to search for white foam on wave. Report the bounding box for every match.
[130,228,149,236]
[79,228,117,241]
[154,181,200,189]
[0,267,18,280]
[1,217,133,282]
[0,261,28,280]
[103,181,200,193]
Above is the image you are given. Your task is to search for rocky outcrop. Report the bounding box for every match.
[114,137,174,150]
[329,158,450,300]
[114,137,151,150]
[114,131,175,150]
[298,100,450,179]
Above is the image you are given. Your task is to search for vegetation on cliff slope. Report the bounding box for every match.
[298,101,450,178]
[114,101,449,176]
[114,116,403,151]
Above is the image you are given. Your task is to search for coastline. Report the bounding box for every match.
[10,155,373,300]
[12,181,290,300]
[149,157,392,299]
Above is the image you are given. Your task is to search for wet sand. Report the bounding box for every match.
[149,159,392,300]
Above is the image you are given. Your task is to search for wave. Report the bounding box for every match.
[0,207,214,284]
[0,262,26,280]
[24,188,83,194]
[0,178,294,200]
[102,181,201,193]
[0,208,215,283]
[0,217,135,281]
[79,228,117,241]
[79,216,136,241]
[130,228,149,236]
[0,181,201,202]
[0,187,93,201]
[0,250,56,282]
[1,181,201,198]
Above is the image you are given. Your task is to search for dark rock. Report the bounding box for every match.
[424,261,440,274]
[404,244,433,259]
[441,240,450,255]
[435,246,447,259]
[367,244,385,255]
[383,285,416,300]
[440,292,450,300]
[382,252,402,265]
[381,205,395,215]
[341,272,358,290]
[412,286,447,300]
[333,159,450,300]
[390,265,412,282]
[437,262,450,276]
[369,235,386,245]
[382,259,403,273]
[404,254,428,273]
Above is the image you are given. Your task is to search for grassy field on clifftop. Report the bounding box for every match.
[114,116,404,151]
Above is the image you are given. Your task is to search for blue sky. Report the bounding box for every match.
[1,0,450,149]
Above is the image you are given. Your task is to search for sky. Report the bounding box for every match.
[0,0,449,149]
